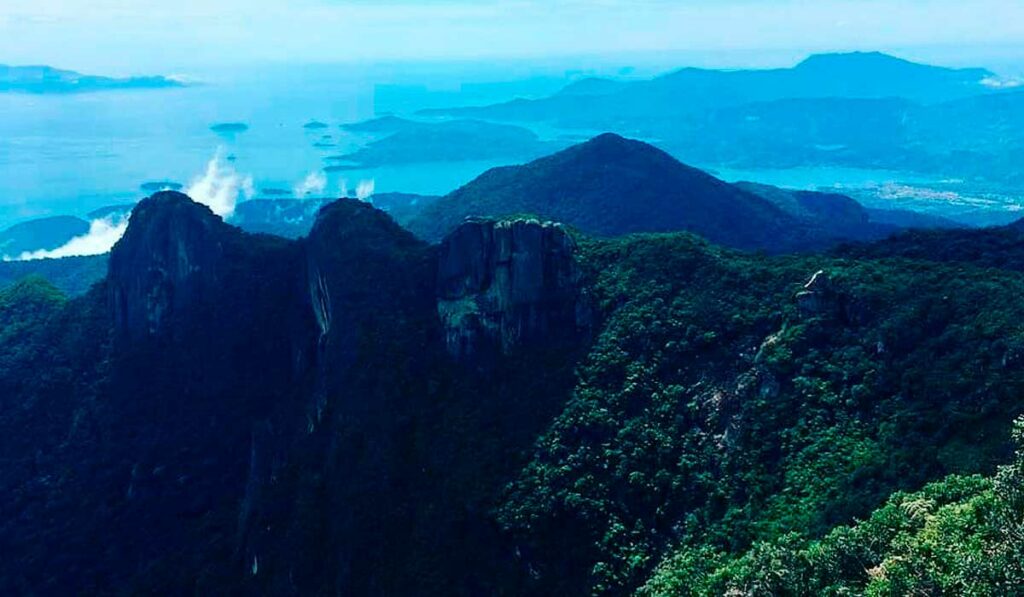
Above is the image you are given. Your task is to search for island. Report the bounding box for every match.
[0,64,185,94]
[210,122,249,134]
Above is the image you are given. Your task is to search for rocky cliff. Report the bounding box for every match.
[437,217,590,359]
[3,193,594,595]
[108,192,228,339]
[102,195,592,594]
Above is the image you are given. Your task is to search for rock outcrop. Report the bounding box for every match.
[795,269,868,324]
[437,218,590,358]
[795,270,837,317]
[108,191,232,340]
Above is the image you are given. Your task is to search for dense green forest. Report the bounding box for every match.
[495,232,1024,594]
[1,193,1023,595]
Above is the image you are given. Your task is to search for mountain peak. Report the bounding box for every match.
[554,132,681,168]
[437,217,590,359]
[309,197,425,252]
[127,190,219,222]
[578,131,635,149]
[109,192,235,340]
[409,134,811,251]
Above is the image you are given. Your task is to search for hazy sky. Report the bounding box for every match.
[2,0,1024,74]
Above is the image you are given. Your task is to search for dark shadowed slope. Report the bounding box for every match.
[863,207,962,230]
[0,191,585,595]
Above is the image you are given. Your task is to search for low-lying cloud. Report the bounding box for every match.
[981,76,1023,90]
[337,178,376,201]
[13,214,129,261]
[356,179,375,201]
[9,149,256,261]
[186,149,254,217]
[294,170,327,197]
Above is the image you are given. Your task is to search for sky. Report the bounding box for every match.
[1,0,1024,75]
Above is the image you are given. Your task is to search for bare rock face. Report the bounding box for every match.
[108,191,230,340]
[795,269,868,324]
[437,217,590,358]
[795,270,837,317]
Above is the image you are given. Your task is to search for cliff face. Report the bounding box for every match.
[108,191,231,340]
[437,218,590,359]
[10,194,591,595]
[104,193,593,360]
[300,198,436,424]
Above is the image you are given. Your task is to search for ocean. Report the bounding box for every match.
[0,62,575,228]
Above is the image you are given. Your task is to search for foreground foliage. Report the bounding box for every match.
[498,233,1024,595]
[643,420,1024,596]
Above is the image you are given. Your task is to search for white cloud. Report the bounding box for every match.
[981,76,1023,89]
[356,179,375,200]
[294,170,327,197]
[11,214,129,260]
[185,149,254,218]
[5,149,257,261]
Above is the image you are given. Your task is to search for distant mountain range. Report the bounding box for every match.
[421,52,1024,185]
[0,65,184,93]
[423,52,998,122]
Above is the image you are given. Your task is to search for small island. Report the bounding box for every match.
[340,115,413,134]
[333,117,558,166]
[304,120,329,130]
[210,122,249,134]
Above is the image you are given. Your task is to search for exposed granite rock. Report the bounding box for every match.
[108,191,231,340]
[437,217,590,358]
[48,192,588,595]
[794,269,870,324]
[795,270,837,317]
